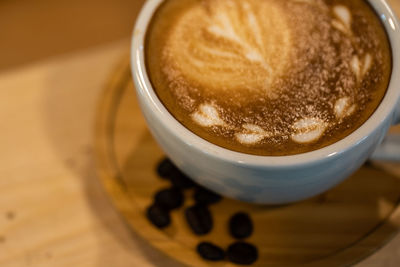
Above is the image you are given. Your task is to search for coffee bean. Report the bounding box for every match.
[197,242,225,261]
[185,205,213,235]
[155,187,184,210]
[227,242,258,265]
[146,203,171,229]
[156,158,196,189]
[364,160,373,167]
[194,186,222,205]
[229,212,253,239]
[156,158,176,178]
[169,169,196,189]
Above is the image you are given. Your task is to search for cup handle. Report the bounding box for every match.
[370,114,400,161]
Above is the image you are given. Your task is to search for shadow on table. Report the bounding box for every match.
[41,54,181,266]
[41,49,400,266]
[118,131,400,266]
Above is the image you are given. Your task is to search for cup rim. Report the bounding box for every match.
[131,0,400,168]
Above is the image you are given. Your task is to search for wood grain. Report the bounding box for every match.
[0,0,145,71]
[95,60,400,267]
[0,42,177,267]
[0,0,399,266]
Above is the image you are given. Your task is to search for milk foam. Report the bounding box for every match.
[334,97,356,120]
[351,54,373,82]
[235,124,271,145]
[147,0,390,154]
[291,118,327,144]
[192,104,226,127]
[332,5,352,34]
[161,1,372,144]
[163,0,291,94]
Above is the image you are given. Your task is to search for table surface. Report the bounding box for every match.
[1,1,400,266]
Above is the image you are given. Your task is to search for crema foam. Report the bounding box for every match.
[145,0,392,156]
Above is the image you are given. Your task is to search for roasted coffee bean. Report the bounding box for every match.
[197,242,225,261]
[146,203,171,229]
[229,212,253,239]
[155,187,184,210]
[156,158,176,178]
[364,160,373,167]
[169,169,196,189]
[156,158,196,189]
[227,242,258,265]
[194,187,222,205]
[185,205,213,235]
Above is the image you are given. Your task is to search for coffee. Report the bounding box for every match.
[145,0,391,156]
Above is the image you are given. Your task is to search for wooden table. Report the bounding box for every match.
[1,1,400,266]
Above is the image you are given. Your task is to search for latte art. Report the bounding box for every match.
[163,0,291,95]
[146,0,391,156]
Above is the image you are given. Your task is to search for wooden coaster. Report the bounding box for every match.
[95,58,400,267]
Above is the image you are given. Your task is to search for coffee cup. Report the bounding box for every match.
[131,0,400,204]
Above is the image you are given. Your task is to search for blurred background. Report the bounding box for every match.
[0,0,144,70]
[1,1,400,267]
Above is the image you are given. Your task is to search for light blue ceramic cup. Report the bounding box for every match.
[131,0,400,204]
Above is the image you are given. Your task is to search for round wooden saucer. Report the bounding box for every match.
[95,59,400,266]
